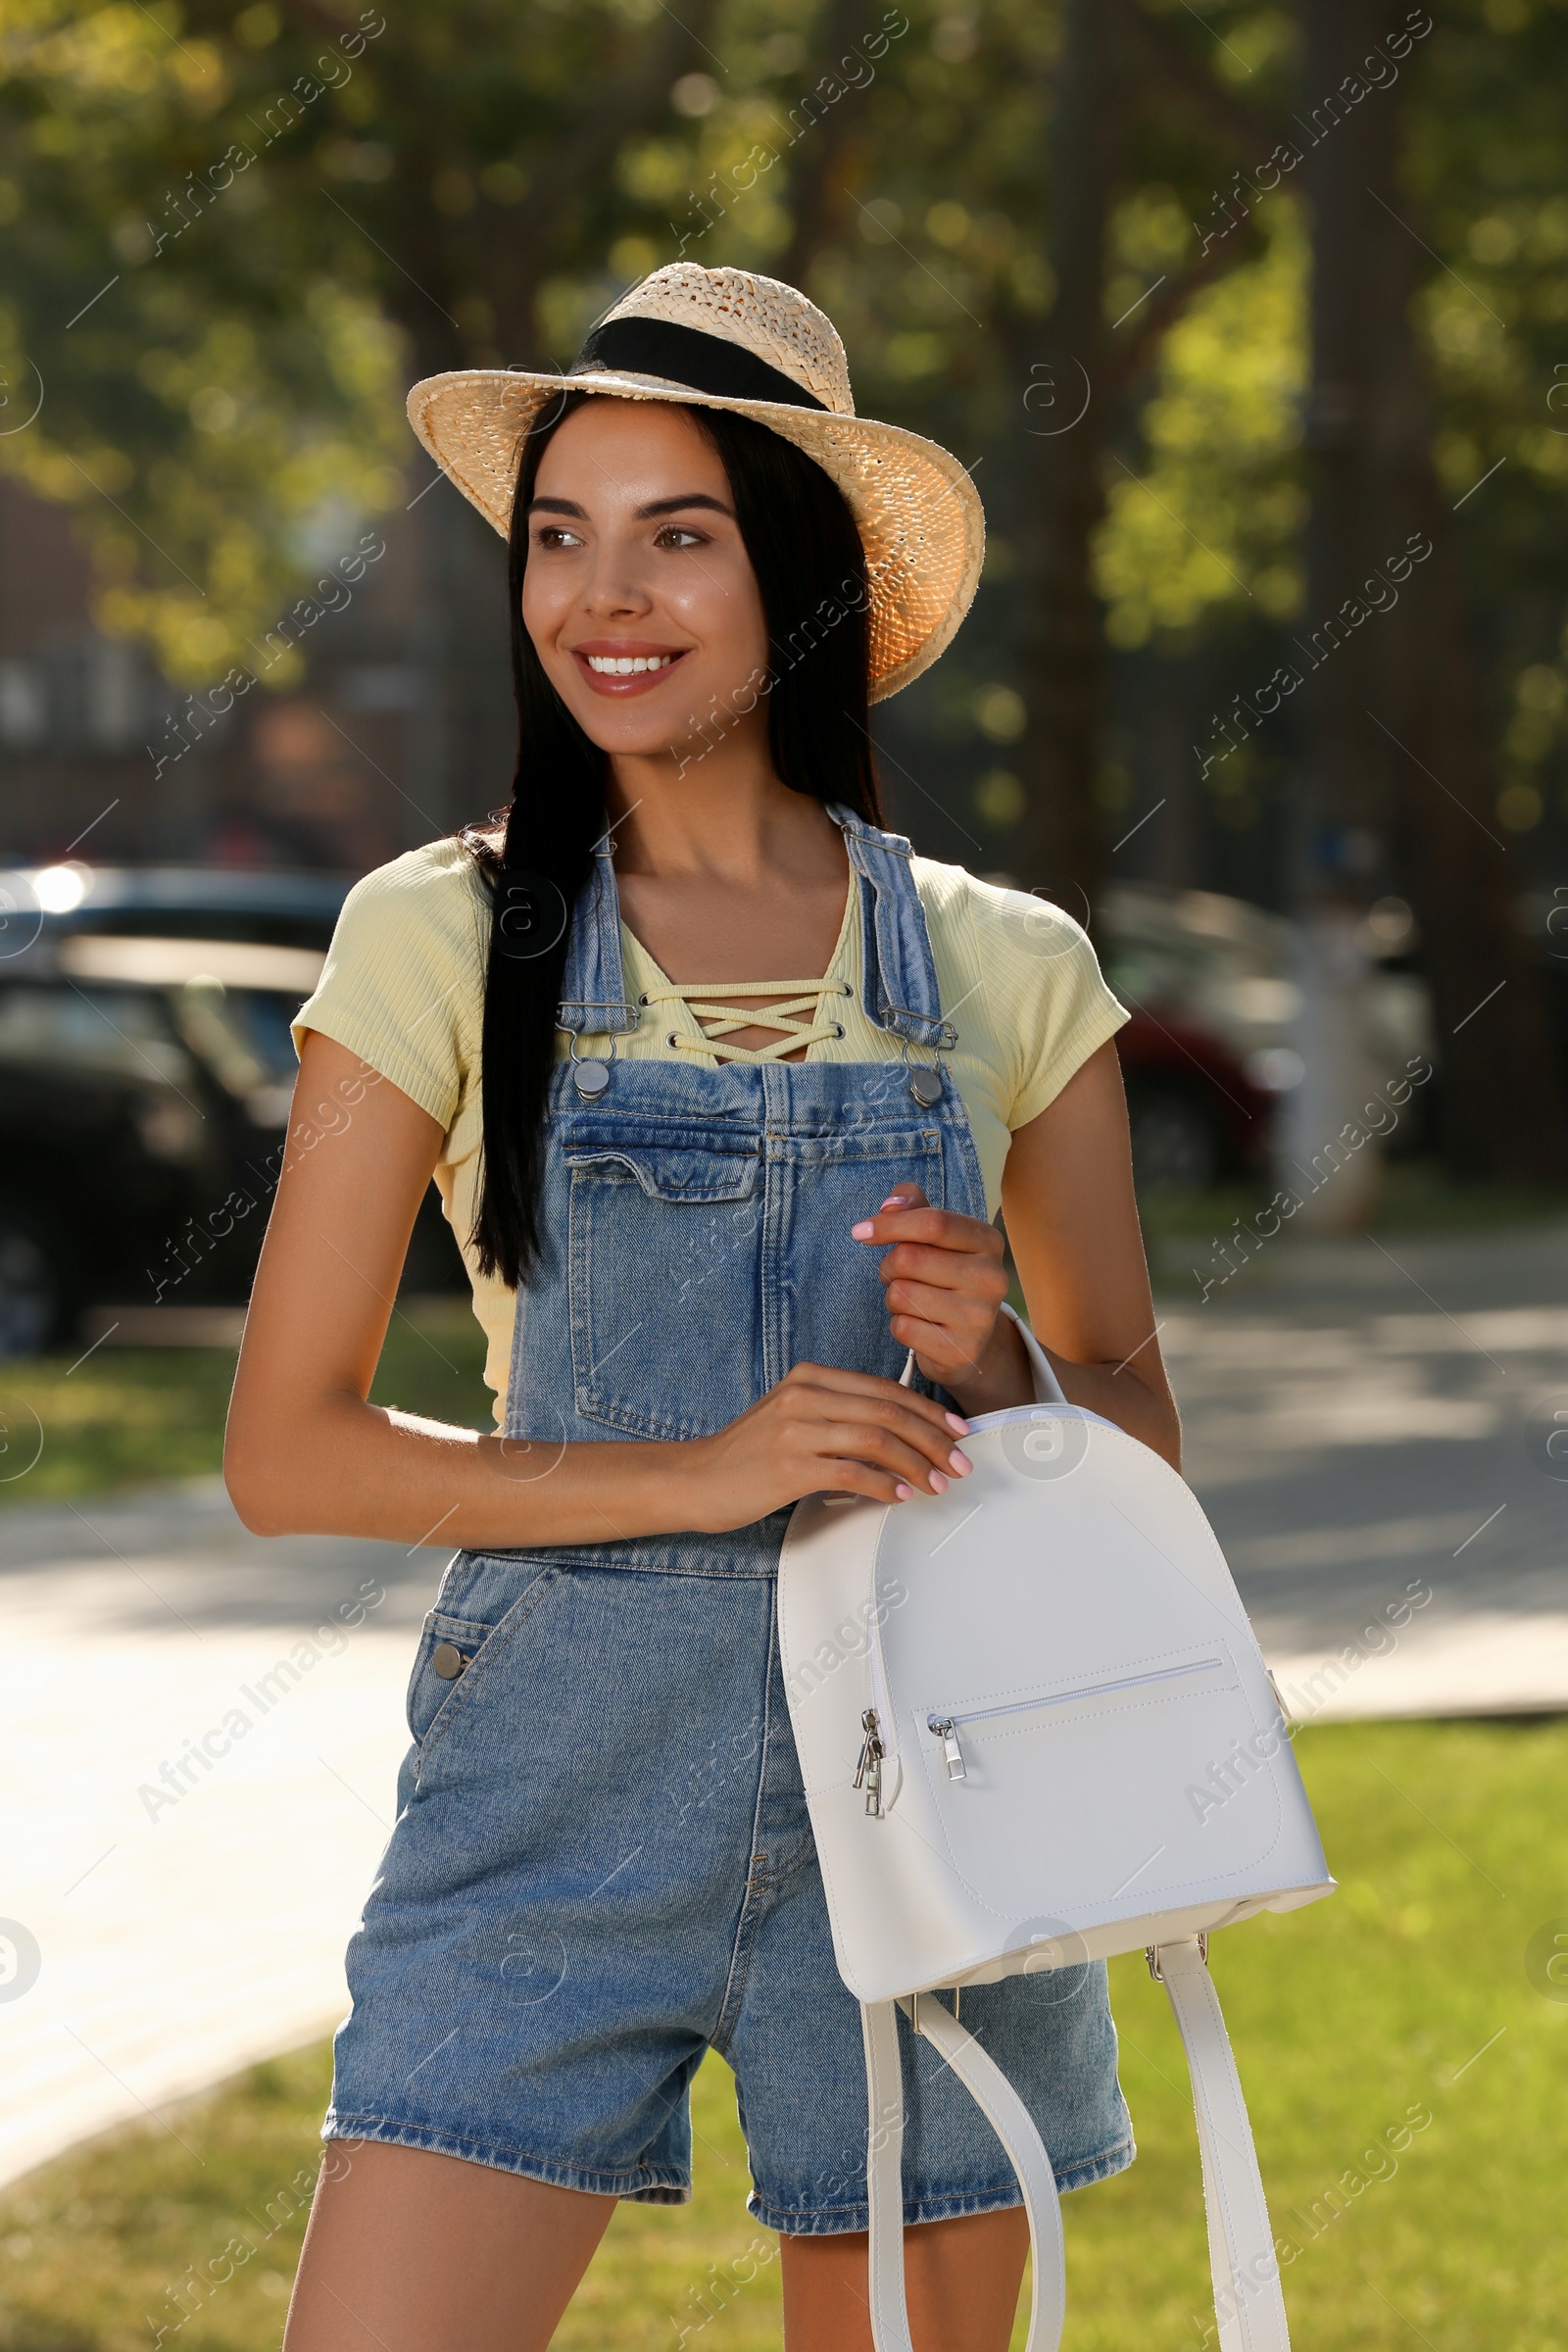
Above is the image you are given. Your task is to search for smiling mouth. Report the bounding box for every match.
[571,647,690,696]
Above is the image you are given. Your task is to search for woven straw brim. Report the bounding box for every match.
[406,368,984,703]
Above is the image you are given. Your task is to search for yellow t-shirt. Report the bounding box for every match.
[292,835,1128,1424]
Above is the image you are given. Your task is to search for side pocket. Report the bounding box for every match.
[405,1606,494,1750]
[406,1566,561,1786]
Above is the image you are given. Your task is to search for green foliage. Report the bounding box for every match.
[0,0,1299,693]
[1395,0,1568,828]
[0,0,723,681]
[4,0,1568,847]
[1098,204,1308,648]
[0,1,408,682]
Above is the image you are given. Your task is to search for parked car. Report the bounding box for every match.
[0,863,464,1355]
[0,857,1442,1350]
[1518,884,1568,1111]
[1098,883,1434,1193]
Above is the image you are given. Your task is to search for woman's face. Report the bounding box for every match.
[520,397,771,763]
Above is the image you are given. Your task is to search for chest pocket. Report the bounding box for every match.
[566,1139,763,1442]
[779,1122,948,1386]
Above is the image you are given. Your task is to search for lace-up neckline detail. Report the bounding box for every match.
[639,977,855,1064]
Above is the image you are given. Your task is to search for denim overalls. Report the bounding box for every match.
[323,803,1133,2232]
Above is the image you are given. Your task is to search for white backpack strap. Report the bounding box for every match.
[1152,1938,1291,2352]
[861,1999,914,2349]
[998,1300,1067,1405]
[899,1303,1066,1408]
[860,1995,1066,2352]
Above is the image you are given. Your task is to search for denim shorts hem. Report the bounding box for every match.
[748,2132,1138,2236]
[321,2113,691,2205]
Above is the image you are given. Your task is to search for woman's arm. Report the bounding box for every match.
[224,1030,974,1545]
[1000,1039,1181,1468]
[854,1040,1181,1470]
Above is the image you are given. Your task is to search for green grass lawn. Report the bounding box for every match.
[1138,1159,1568,1249]
[0,1298,493,1509]
[1,1718,1562,2350]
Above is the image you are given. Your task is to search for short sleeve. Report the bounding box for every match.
[291,840,485,1135]
[960,878,1129,1131]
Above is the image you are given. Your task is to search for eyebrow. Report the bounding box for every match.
[527,492,735,521]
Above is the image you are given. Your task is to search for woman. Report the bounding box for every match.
[226,264,1180,2352]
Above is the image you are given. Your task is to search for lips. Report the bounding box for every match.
[569,644,691,698]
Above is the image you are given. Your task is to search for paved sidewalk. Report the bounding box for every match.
[0,1487,434,2192]
[2,1223,1564,2188]
[1156,1220,1568,1721]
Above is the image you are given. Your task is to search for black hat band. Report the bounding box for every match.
[570,315,829,414]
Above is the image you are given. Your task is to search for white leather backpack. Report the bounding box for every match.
[777,1306,1335,2352]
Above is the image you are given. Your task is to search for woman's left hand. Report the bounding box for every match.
[851,1182,1033,1413]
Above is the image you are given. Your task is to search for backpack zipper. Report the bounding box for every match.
[926,1655,1226,1782]
[854,1707,886,1815]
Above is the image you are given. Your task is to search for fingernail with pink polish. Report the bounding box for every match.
[928,1470,949,1494]
[949,1448,973,1475]
[894,1482,913,1500]
[851,1219,874,1239]
[944,1412,970,1436]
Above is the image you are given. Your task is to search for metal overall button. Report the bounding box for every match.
[431,1642,468,1680]
[566,1029,614,1100]
[899,1034,948,1105]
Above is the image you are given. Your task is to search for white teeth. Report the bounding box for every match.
[585,653,676,675]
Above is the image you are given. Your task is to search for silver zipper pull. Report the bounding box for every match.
[928,1715,966,1781]
[854,1707,886,1816]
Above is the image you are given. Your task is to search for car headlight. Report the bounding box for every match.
[1243,1047,1305,1094]
[135,1094,206,1162]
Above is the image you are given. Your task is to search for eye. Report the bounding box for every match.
[532,524,584,550]
[655,523,709,549]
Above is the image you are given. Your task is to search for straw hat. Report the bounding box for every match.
[405,264,984,703]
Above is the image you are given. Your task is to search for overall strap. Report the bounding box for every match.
[556,836,640,1038]
[826,803,956,1053]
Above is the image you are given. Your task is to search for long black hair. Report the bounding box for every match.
[461,389,886,1289]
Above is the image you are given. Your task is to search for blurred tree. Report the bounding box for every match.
[1003,0,1292,912]
[1379,0,1568,1174]
[1,0,1564,1169]
[1055,0,1567,1179]
[0,2,403,684]
[1292,0,1568,1183]
[0,0,725,689]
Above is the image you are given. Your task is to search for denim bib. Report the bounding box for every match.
[496,802,988,1578]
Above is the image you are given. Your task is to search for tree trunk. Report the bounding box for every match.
[1280,0,1407,1220]
[1009,0,1121,921]
[1366,144,1564,1175]
[776,0,870,290]
[1296,0,1566,1181]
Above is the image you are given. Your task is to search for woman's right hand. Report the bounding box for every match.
[683,1361,974,1534]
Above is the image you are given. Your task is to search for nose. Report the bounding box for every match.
[581,541,655,620]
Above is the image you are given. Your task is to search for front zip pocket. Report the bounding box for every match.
[909,1642,1281,1916]
[925,1654,1229,1782]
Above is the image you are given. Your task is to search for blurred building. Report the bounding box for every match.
[0,475,513,875]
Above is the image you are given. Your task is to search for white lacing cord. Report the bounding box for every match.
[639,978,852,1064]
